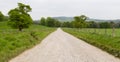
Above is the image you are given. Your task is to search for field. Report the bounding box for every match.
[63,28,120,58]
[0,22,56,62]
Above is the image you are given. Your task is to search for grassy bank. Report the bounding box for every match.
[63,28,120,58]
[0,22,56,62]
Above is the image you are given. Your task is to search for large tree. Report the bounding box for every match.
[0,11,4,22]
[8,3,33,31]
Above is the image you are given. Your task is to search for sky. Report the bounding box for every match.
[0,0,120,20]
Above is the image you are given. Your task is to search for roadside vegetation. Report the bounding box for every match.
[0,21,56,62]
[63,28,120,58]
[0,3,56,62]
[60,15,120,58]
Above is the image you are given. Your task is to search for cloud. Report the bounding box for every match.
[0,0,120,20]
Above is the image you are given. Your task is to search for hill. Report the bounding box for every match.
[53,17,74,22]
[53,16,120,23]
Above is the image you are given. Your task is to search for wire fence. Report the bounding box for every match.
[67,28,120,37]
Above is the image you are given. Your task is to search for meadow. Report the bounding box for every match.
[0,22,56,62]
[63,28,120,58]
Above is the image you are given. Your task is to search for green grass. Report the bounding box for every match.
[0,22,56,62]
[63,28,120,58]
[82,28,120,37]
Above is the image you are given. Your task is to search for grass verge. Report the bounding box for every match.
[0,22,56,62]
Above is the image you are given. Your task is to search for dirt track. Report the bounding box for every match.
[9,28,120,62]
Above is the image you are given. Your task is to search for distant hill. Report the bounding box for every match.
[53,17,74,22]
[87,18,120,23]
[53,16,120,23]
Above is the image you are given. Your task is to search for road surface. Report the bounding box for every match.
[10,28,120,62]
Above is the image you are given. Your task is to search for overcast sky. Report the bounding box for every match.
[0,0,120,20]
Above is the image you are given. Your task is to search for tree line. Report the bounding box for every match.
[40,15,120,29]
[39,15,118,37]
[40,17,61,27]
[39,15,87,28]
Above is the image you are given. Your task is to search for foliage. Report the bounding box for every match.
[61,22,71,27]
[87,21,98,28]
[99,22,110,28]
[54,20,61,27]
[40,17,61,27]
[73,15,87,28]
[8,3,33,31]
[0,22,56,62]
[4,16,9,21]
[39,15,120,29]
[46,17,55,27]
[40,17,46,25]
[0,11,4,22]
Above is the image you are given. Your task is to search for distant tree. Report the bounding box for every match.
[99,22,110,35]
[54,20,61,27]
[8,3,33,31]
[99,22,110,28]
[40,17,46,26]
[0,11,4,21]
[87,21,102,33]
[73,16,80,28]
[71,21,75,28]
[92,22,97,33]
[61,22,71,27]
[61,22,66,27]
[43,17,62,27]
[110,21,115,37]
[46,17,55,27]
[79,15,87,28]
[87,21,98,28]
[116,22,120,28]
[73,15,87,28]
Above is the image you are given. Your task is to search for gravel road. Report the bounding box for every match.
[9,28,120,62]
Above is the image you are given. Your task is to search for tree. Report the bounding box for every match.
[40,17,46,26]
[86,21,98,33]
[99,22,110,28]
[73,16,81,28]
[73,15,87,28]
[99,22,110,35]
[54,20,61,27]
[61,22,71,27]
[46,17,57,27]
[110,21,115,37]
[41,17,61,27]
[8,3,33,31]
[0,11,4,21]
